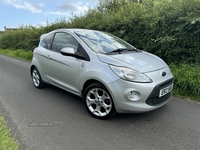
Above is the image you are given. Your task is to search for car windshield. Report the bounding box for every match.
[75,30,136,54]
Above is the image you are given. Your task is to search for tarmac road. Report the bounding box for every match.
[0,54,200,150]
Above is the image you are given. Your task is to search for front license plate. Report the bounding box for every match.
[159,83,173,97]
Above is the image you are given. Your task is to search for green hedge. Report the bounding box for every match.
[0,0,199,64]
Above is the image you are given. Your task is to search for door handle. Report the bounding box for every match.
[46,55,51,59]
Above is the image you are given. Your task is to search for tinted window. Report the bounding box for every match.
[52,32,78,52]
[40,33,54,49]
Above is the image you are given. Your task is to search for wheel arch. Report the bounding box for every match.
[82,79,103,97]
[30,62,47,83]
[81,79,115,98]
[30,65,36,74]
[81,79,116,105]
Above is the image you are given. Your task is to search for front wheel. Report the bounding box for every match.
[31,67,46,89]
[84,83,116,119]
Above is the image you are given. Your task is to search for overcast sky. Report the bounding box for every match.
[0,0,98,31]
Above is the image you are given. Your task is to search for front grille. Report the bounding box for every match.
[146,92,172,106]
[146,78,174,106]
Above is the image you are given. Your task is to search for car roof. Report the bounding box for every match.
[40,28,97,41]
[52,28,99,33]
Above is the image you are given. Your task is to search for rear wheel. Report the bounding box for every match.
[84,83,116,119]
[31,67,46,89]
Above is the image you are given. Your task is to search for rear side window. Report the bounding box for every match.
[51,32,78,52]
[40,33,54,49]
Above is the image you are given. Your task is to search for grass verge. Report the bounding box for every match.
[0,49,32,61]
[0,49,200,102]
[0,115,18,150]
[170,64,200,102]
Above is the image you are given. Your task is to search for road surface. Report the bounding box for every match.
[0,55,200,150]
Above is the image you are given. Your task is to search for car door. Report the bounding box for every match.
[44,32,81,95]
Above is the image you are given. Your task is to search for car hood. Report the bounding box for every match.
[97,52,167,73]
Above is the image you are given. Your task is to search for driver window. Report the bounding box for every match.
[52,32,78,53]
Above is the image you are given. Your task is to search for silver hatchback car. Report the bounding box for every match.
[30,29,174,119]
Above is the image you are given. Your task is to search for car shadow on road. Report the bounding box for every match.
[40,84,172,123]
[108,105,171,128]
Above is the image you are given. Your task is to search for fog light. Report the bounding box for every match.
[127,91,141,101]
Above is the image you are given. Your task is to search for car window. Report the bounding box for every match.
[40,33,54,49]
[75,30,135,53]
[51,32,78,53]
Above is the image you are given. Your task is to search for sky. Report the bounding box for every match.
[0,0,98,31]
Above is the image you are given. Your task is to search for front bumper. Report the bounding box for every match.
[106,67,174,113]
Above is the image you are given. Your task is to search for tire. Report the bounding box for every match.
[31,67,46,89]
[84,83,116,119]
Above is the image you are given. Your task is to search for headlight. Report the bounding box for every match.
[109,65,152,83]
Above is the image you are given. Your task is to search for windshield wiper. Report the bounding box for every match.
[108,48,138,54]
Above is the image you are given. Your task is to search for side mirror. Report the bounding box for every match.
[61,47,75,54]
[60,47,89,61]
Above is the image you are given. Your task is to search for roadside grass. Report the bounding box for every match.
[0,115,18,150]
[0,49,200,103]
[0,49,32,61]
[170,64,200,102]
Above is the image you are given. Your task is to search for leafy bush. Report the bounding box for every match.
[0,27,43,50]
[0,0,199,64]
